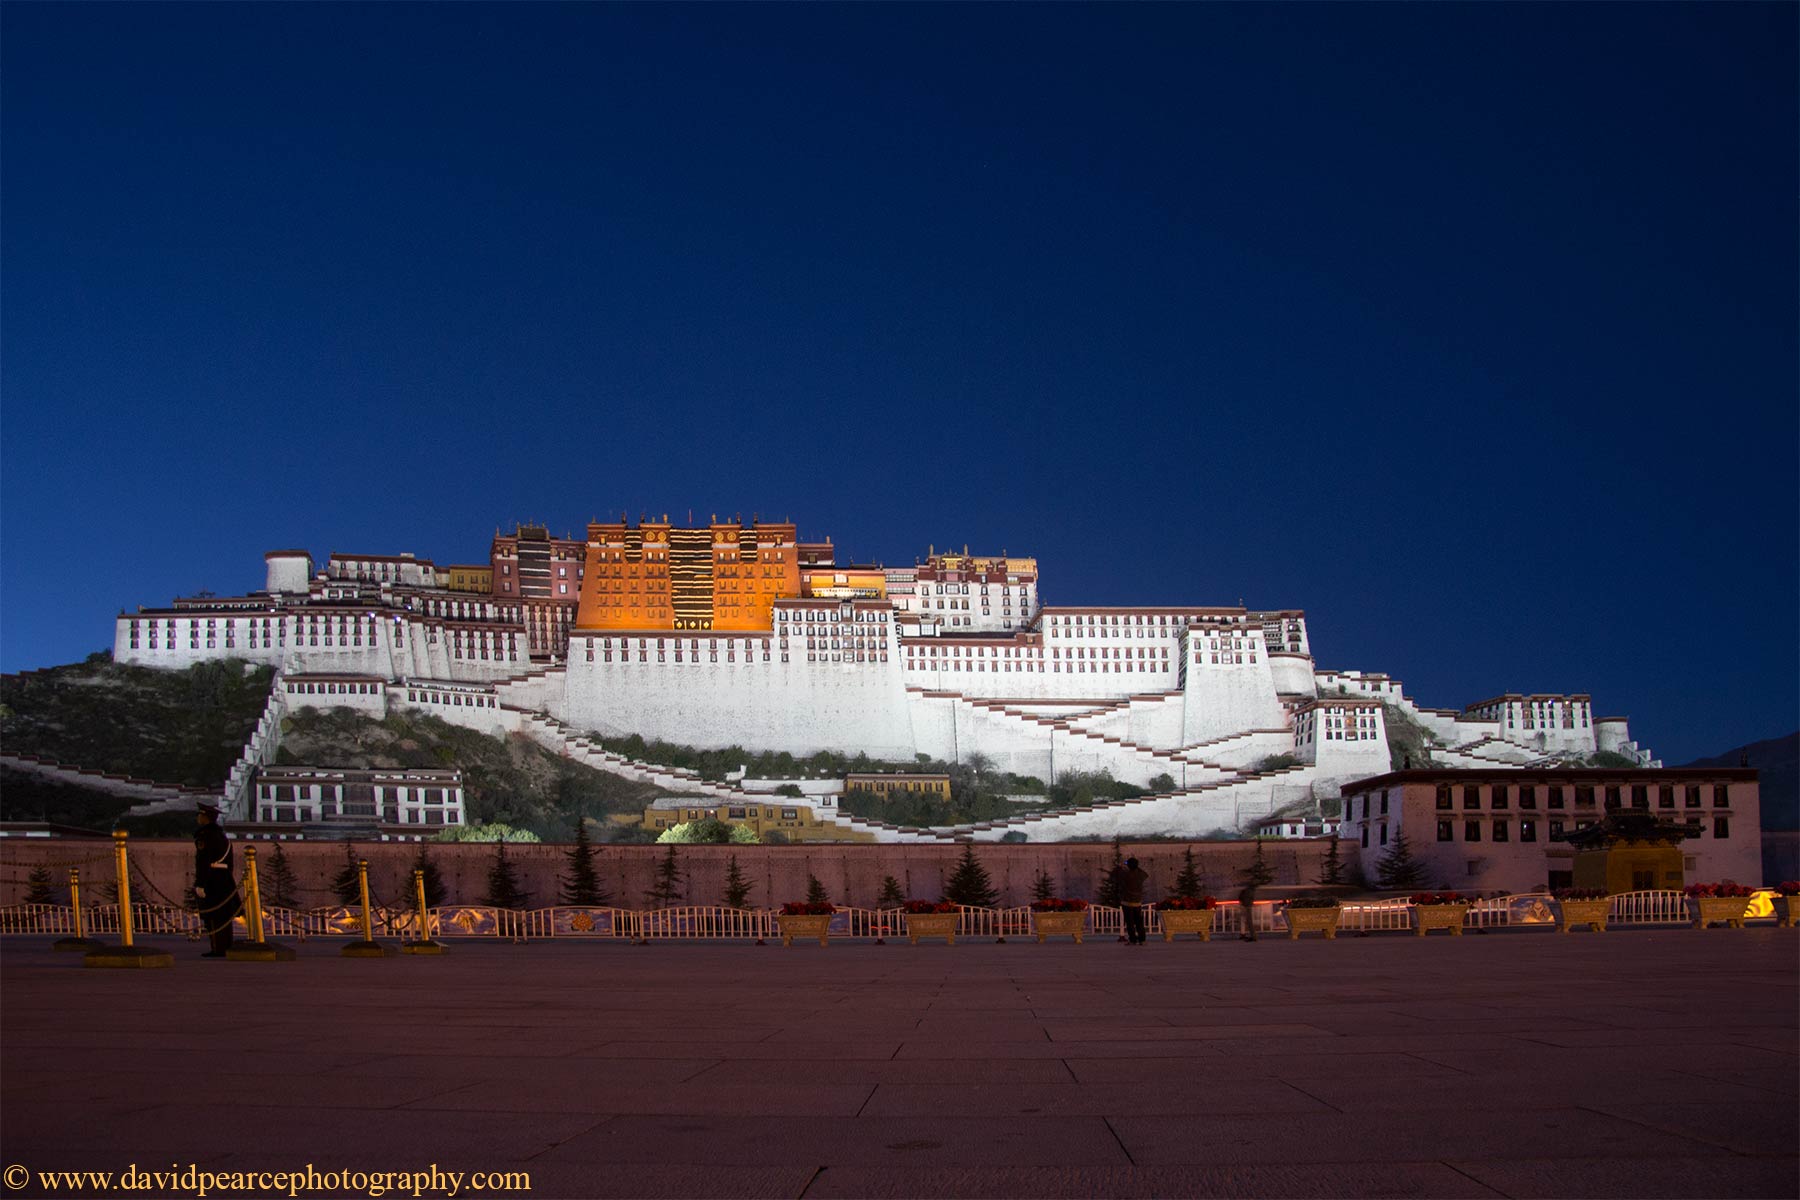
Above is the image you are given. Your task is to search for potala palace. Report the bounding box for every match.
[110,517,1662,843]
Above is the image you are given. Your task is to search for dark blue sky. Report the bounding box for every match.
[3,4,1794,764]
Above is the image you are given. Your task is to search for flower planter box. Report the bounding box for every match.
[1689,896,1751,930]
[777,913,831,947]
[1556,899,1610,934]
[1158,910,1218,942]
[1032,911,1086,944]
[1284,907,1341,940]
[1774,896,1799,929]
[905,912,958,946]
[1412,904,1469,937]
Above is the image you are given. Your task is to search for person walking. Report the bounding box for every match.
[193,802,241,958]
[1114,856,1150,945]
[1237,880,1259,942]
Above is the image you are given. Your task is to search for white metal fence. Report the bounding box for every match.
[0,891,1745,942]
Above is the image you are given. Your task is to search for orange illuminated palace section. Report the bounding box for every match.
[574,517,802,632]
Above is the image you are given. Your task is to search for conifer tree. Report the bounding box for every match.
[722,854,752,909]
[1316,835,1346,887]
[24,864,56,906]
[1096,837,1125,906]
[262,842,300,910]
[412,841,447,908]
[877,875,905,907]
[805,873,830,905]
[483,841,529,910]
[331,845,362,906]
[559,820,609,906]
[644,844,683,908]
[942,844,999,908]
[1239,838,1275,889]
[1173,847,1205,900]
[1376,831,1429,890]
[1030,867,1056,903]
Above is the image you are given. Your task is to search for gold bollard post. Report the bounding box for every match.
[84,831,173,968]
[342,859,394,958]
[227,845,296,961]
[53,867,103,952]
[401,867,445,955]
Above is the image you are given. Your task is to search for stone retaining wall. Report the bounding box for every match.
[0,837,1335,911]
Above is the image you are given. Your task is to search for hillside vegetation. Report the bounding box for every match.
[1,656,274,786]
[1380,702,1441,770]
[276,709,660,839]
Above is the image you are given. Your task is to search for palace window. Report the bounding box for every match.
[1713,784,1730,807]
[1464,821,1481,842]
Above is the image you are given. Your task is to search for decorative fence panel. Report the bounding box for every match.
[0,889,1732,942]
[1607,890,1690,924]
[638,906,769,941]
[1337,901,1414,932]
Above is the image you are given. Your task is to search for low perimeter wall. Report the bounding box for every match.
[0,838,1334,911]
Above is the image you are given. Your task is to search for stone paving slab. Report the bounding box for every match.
[1445,1156,1800,1199]
[1,930,1794,1199]
[799,1162,1507,1199]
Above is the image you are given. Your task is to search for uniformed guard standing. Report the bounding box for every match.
[193,803,241,957]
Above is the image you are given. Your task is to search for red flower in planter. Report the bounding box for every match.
[779,901,835,915]
[1774,881,1800,897]
[1409,891,1465,905]
[1030,898,1089,912]
[902,900,958,914]
[1155,896,1218,910]
[1683,882,1752,899]
[1552,888,1607,900]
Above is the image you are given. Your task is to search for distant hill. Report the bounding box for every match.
[1683,732,1798,831]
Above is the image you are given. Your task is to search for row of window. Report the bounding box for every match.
[587,651,889,665]
[287,681,379,697]
[1048,613,1249,628]
[257,806,460,826]
[1424,783,1732,812]
[406,690,499,708]
[906,660,1151,674]
[259,784,456,803]
[1419,816,1732,843]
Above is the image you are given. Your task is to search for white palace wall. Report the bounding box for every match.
[1268,652,1318,697]
[561,647,917,761]
[1181,629,1288,744]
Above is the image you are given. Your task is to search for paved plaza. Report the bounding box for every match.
[1,929,1795,1199]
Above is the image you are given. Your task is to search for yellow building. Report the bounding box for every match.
[445,564,494,593]
[844,773,952,801]
[802,566,888,600]
[638,797,877,843]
